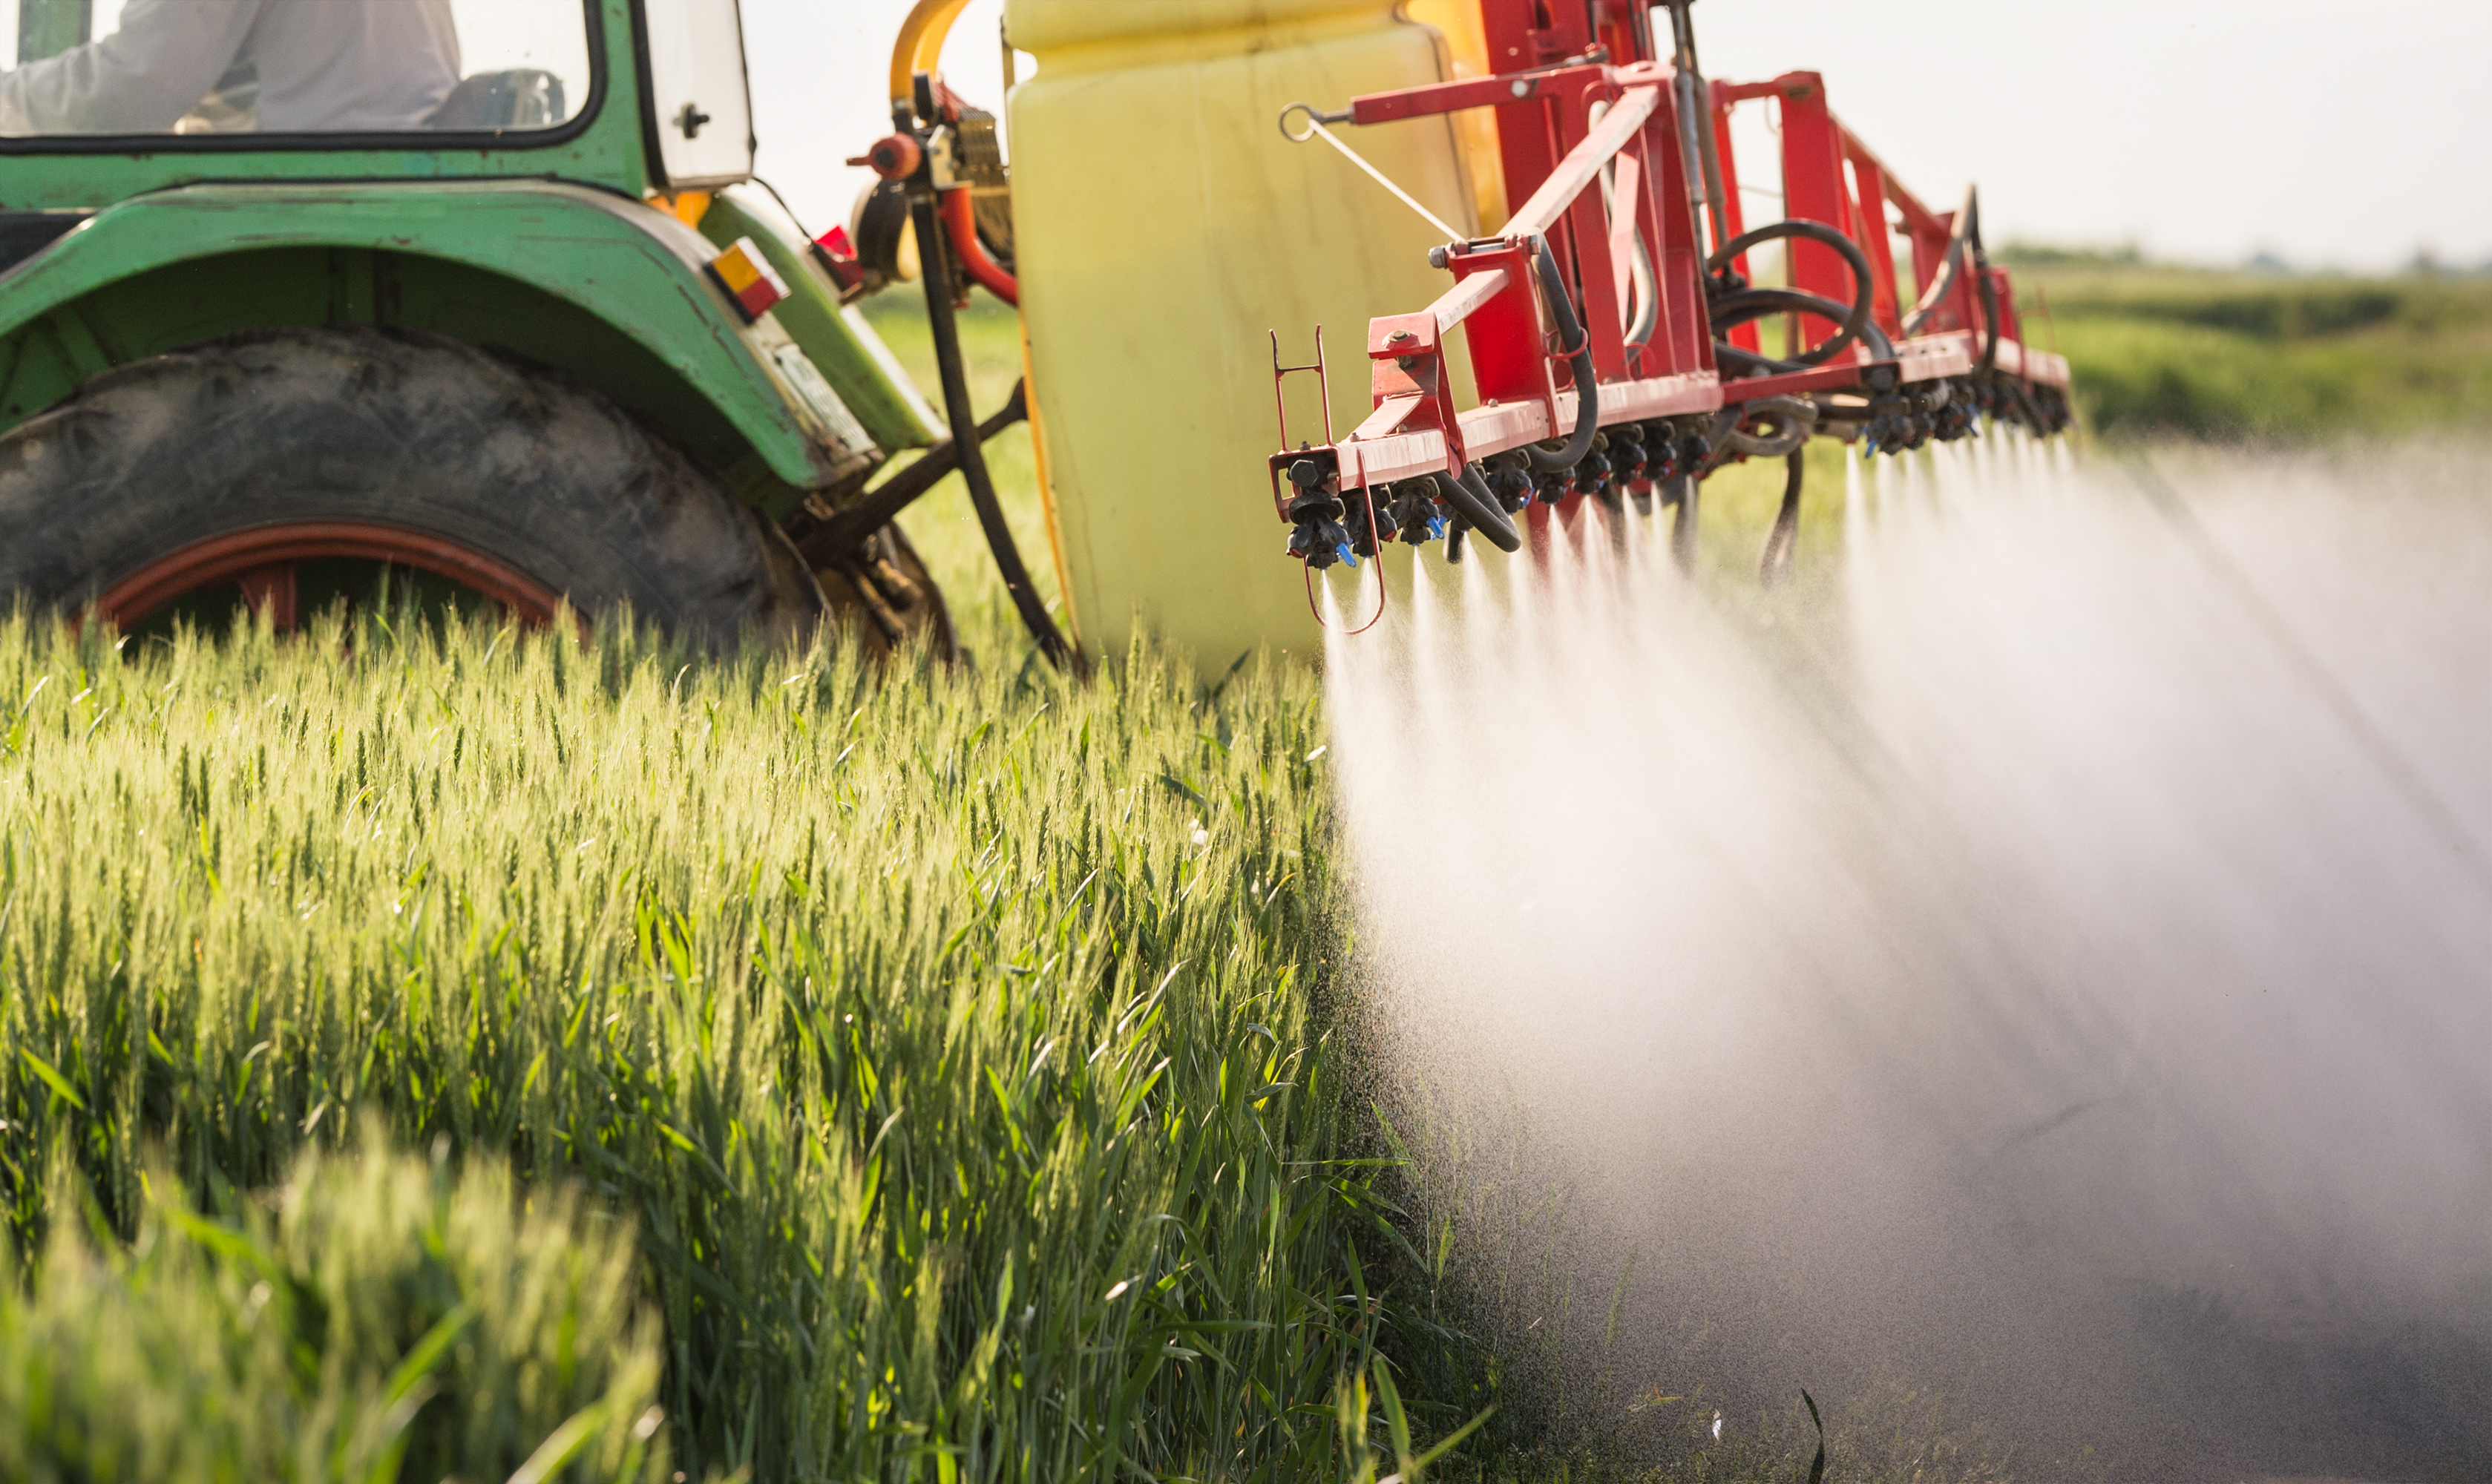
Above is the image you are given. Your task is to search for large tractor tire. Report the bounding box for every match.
[0,326,828,645]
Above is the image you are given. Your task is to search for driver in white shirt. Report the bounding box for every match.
[0,0,459,135]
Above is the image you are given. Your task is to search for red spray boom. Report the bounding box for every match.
[1266,0,2071,582]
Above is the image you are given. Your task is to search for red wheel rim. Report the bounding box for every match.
[94,521,563,631]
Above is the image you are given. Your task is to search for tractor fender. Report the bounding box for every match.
[0,180,899,515]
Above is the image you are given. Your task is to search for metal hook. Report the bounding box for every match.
[1277,101,1351,142]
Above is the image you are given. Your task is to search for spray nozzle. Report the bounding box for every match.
[1285,483,1355,568]
[1387,480,1450,546]
[1344,486,1396,555]
[1288,513,1357,568]
[1639,421,1683,484]
[1927,379,1975,441]
[1483,455,1535,513]
[1607,426,1649,484]
[1861,393,1912,456]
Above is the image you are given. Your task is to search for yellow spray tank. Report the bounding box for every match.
[999,0,1486,665]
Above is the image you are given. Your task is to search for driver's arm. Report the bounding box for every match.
[0,0,262,135]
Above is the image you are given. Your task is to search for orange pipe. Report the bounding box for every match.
[888,0,976,107]
[939,188,1018,306]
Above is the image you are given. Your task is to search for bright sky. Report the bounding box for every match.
[772,0,2492,273]
[750,0,1018,247]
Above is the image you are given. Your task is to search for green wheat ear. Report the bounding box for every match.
[0,604,1449,1480]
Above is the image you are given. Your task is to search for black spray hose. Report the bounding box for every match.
[1711,342,1794,379]
[1975,251,2003,373]
[1525,235,1601,473]
[1757,450,1805,588]
[796,378,1026,564]
[1710,288,1895,364]
[910,193,1081,674]
[1706,219,1881,370]
[1434,465,1523,552]
[1721,395,1816,459]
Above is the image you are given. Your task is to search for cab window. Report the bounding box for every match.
[0,0,594,137]
[640,0,750,186]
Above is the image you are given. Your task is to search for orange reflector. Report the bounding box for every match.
[706,237,790,324]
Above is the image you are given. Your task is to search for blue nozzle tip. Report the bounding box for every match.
[1335,544,1357,568]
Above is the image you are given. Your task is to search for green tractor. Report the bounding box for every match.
[0,0,979,652]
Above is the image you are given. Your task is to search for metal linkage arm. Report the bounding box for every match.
[1505,82,1659,238]
[1264,64,1721,537]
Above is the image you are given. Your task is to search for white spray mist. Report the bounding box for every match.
[1327,437,2492,1480]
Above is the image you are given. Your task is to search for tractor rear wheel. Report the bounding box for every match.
[0,326,827,645]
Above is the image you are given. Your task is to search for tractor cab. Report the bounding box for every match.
[0,0,752,174]
[0,0,958,654]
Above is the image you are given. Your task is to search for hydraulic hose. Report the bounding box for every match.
[1722,395,1815,458]
[937,188,1018,306]
[1662,0,1728,255]
[1757,449,1805,588]
[910,191,1081,673]
[795,378,1026,565]
[1525,235,1601,473]
[1710,288,1895,363]
[1434,465,1524,552]
[1706,219,1881,370]
[1975,251,2002,372]
[1712,342,1797,379]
